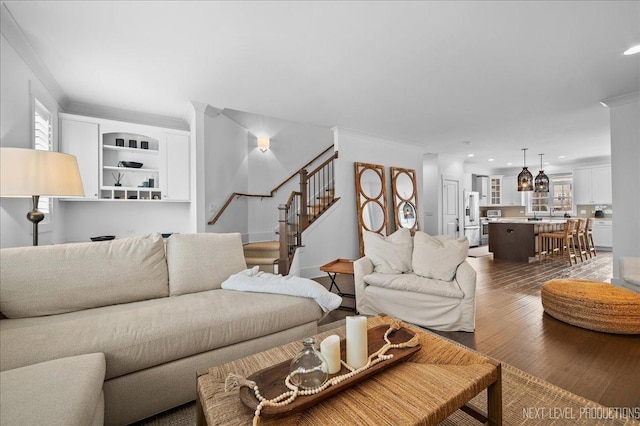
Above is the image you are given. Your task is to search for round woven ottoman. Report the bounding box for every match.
[541,279,640,334]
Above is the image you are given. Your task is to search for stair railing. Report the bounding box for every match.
[208,145,335,225]
[278,151,339,274]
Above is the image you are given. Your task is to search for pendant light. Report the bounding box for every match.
[535,154,549,192]
[402,201,415,219]
[517,148,533,191]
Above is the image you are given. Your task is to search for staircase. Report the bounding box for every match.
[208,145,339,276]
[243,241,279,273]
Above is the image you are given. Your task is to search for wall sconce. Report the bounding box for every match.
[257,137,270,153]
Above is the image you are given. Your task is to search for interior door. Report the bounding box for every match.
[442,178,459,238]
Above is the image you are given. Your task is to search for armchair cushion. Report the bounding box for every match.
[364,272,464,299]
[363,228,413,274]
[412,232,468,281]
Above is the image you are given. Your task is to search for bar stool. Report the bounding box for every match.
[539,219,576,266]
[585,218,597,258]
[573,219,588,262]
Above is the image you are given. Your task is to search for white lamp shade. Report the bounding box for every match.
[0,148,85,198]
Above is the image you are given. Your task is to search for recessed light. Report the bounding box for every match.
[507,162,513,166]
[488,158,494,162]
[467,154,474,157]
[624,44,640,55]
[544,162,550,165]
[558,155,566,159]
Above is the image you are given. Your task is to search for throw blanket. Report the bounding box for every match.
[221,266,342,312]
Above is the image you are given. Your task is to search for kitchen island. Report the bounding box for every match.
[488,219,565,262]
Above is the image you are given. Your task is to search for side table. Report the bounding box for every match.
[319,258,356,312]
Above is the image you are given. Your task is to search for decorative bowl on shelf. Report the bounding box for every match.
[90,235,115,242]
[118,161,143,168]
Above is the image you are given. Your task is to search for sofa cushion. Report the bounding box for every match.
[412,232,468,281]
[0,290,322,379]
[0,234,168,318]
[363,228,413,274]
[364,272,464,299]
[167,233,247,296]
[0,353,105,426]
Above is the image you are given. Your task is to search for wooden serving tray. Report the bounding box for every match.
[239,324,420,416]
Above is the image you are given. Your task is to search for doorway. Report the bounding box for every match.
[442,177,459,238]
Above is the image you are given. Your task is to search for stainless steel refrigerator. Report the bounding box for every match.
[464,191,480,247]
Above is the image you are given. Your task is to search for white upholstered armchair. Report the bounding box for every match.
[354,229,477,332]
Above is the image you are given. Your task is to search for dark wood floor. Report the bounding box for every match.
[315,251,640,409]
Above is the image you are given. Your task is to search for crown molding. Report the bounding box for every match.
[600,91,640,108]
[333,126,424,150]
[64,101,190,131]
[0,3,66,106]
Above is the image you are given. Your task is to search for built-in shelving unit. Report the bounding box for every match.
[101,132,161,201]
[60,113,191,202]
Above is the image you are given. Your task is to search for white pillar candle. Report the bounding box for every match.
[320,335,341,374]
[346,316,368,369]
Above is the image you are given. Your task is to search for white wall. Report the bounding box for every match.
[204,111,249,239]
[422,153,465,236]
[0,33,64,247]
[605,93,640,282]
[297,128,424,277]
[62,202,191,242]
[203,108,333,242]
[242,113,333,242]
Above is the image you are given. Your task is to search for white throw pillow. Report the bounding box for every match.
[363,228,413,274]
[412,232,469,281]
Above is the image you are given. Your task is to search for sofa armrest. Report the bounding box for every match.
[455,261,477,300]
[354,257,374,309]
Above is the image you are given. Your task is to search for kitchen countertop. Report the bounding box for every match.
[488,218,568,224]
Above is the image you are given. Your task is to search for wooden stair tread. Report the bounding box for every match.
[245,257,278,265]
[243,241,279,251]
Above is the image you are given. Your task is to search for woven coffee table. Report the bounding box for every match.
[196,315,502,425]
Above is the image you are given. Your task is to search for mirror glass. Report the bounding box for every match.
[397,201,417,229]
[395,172,414,200]
[360,169,383,199]
[390,167,419,232]
[362,201,385,232]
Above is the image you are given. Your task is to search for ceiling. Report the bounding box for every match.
[3,1,639,171]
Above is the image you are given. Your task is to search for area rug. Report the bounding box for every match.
[137,319,640,426]
[468,245,491,258]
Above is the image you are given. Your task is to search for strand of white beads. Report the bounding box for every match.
[248,321,418,425]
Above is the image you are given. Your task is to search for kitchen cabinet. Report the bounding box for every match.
[591,220,613,249]
[475,176,489,206]
[161,132,190,201]
[574,166,612,204]
[59,113,190,202]
[489,175,502,205]
[59,115,99,199]
[501,176,522,206]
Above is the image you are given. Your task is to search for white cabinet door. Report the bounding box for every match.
[592,221,613,248]
[573,168,592,204]
[489,175,502,205]
[573,166,612,204]
[162,133,190,201]
[591,166,612,204]
[59,118,99,199]
[501,176,521,206]
[476,176,489,206]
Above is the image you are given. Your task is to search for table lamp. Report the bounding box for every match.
[0,147,84,246]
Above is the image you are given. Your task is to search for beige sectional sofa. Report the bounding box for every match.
[0,233,324,425]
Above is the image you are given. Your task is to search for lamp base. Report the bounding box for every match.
[27,195,44,246]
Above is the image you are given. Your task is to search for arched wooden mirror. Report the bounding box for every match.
[354,162,389,256]
[391,167,419,233]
